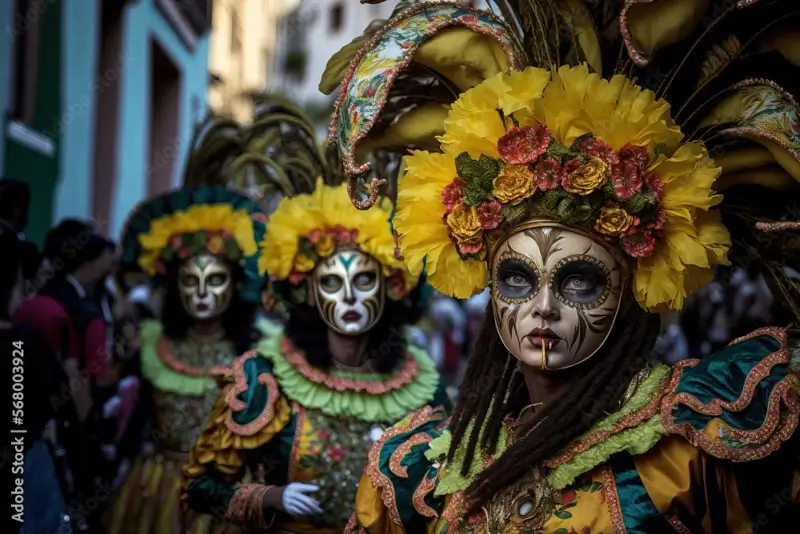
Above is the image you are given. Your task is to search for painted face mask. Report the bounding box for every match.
[177,253,234,320]
[490,224,625,370]
[312,248,385,336]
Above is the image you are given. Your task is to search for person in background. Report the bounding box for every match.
[0,177,30,239]
[14,219,121,532]
[1,223,73,534]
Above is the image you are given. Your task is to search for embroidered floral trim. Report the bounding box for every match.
[280,337,420,393]
[543,365,670,469]
[328,1,520,180]
[224,483,257,523]
[365,406,446,526]
[661,327,800,460]
[665,514,693,534]
[412,473,439,518]
[390,433,433,478]
[224,351,280,437]
[601,466,624,532]
[343,512,367,534]
[156,336,229,377]
[441,490,468,532]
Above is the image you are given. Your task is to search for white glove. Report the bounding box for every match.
[281,483,323,517]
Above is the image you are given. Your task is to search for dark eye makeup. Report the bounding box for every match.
[496,258,539,301]
[552,259,609,307]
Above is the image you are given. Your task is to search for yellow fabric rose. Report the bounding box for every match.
[207,236,225,255]
[314,233,335,258]
[493,165,536,205]
[294,253,316,273]
[564,157,609,195]
[446,204,483,242]
[595,206,634,236]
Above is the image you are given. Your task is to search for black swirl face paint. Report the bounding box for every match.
[312,248,385,336]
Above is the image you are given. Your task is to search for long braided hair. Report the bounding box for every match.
[449,295,661,507]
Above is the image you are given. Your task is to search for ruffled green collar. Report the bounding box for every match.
[140,319,236,396]
[429,363,671,495]
[255,327,441,423]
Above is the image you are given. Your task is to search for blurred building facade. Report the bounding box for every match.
[268,0,487,128]
[0,0,211,245]
[208,0,291,123]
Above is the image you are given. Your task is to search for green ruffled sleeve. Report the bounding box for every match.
[347,406,449,534]
[661,327,800,461]
[182,350,293,524]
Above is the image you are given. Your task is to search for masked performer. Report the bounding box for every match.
[325,1,800,532]
[106,186,267,534]
[181,100,451,534]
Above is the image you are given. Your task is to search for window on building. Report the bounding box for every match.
[329,3,344,33]
[8,0,44,126]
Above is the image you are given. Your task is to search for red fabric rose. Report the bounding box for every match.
[498,124,550,165]
[533,156,563,191]
[178,247,190,259]
[560,159,581,188]
[457,238,484,256]
[645,174,664,202]
[477,200,503,229]
[579,138,619,166]
[620,230,657,258]
[169,235,182,248]
[441,178,465,212]
[612,145,649,199]
[288,272,306,285]
[308,229,322,244]
[560,489,577,506]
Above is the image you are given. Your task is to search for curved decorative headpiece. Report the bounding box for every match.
[327,0,800,319]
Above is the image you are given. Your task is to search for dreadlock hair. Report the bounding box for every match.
[448,295,661,508]
[281,280,427,374]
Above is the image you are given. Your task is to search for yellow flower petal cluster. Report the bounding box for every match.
[138,204,258,275]
[259,179,418,293]
[396,64,730,309]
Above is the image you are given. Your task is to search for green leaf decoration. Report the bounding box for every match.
[290,285,307,304]
[545,138,576,162]
[624,192,657,214]
[298,238,318,259]
[193,230,207,248]
[554,509,573,519]
[600,181,616,199]
[588,481,603,492]
[502,203,528,224]
[653,142,667,161]
[225,239,240,261]
[557,197,576,220]
[162,246,176,261]
[455,152,500,189]
[569,132,594,151]
[463,181,495,206]
[552,529,569,534]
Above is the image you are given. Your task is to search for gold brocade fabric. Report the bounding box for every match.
[107,338,238,534]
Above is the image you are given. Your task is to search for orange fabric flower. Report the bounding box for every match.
[594,206,634,236]
[562,157,609,195]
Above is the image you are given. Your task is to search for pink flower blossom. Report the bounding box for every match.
[457,239,484,256]
[169,235,182,248]
[645,174,664,202]
[620,230,657,258]
[560,159,581,189]
[477,200,503,229]
[645,209,666,231]
[579,138,619,166]
[178,247,190,259]
[498,124,551,165]
[441,178,465,212]
[533,157,562,191]
[307,229,322,244]
[156,261,166,275]
[612,145,648,199]
[288,272,306,285]
[390,273,408,300]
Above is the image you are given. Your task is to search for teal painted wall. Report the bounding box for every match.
[53,0,100,225]
[3,0,62,246]
[109,0,210,238]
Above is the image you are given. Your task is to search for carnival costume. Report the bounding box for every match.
[106,185,267,534]
[180,101,451,534]
[324,1,800,532]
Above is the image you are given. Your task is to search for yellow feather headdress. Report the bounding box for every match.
[326,0,800,318]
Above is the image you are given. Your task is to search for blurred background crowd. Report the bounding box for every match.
[0,0,789,533]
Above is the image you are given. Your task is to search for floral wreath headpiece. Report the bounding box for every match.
[259,179,419,306]
[325,1,800,314]
[121,187,268,303]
